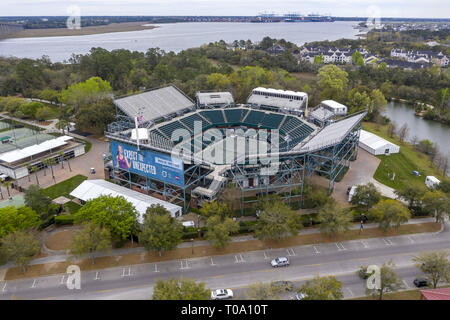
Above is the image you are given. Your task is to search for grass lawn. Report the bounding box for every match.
[362,122,445,190]
[4,221,441,280]
[45,229,76,251]
[42,175,87,200]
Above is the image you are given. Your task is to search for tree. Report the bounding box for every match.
[317,65,349,101]
[245,282,282,300]
[205,215,239,249]
[397,123,410,144]
[253,199,303,241]
[352,51,364,66]
[140,205,183,256]
[394,184,427,210]
[365,260,403,300]
[60,76,112,112]
[413,251,450,288]
[2,180,12,197]
[199,201,231,221]
[387,122,396,138]
[369,199,411,232]
[56,119,69,134]
[318,199,353,236]
[1,230,40,273]
[74,195,139,242]
[46,157,57,184]
[347,88,371,114]
[35,106,54,121]
[23,185,51,217]
[421,190,450,224]
[0,206,41,238]
[299,275,343,300]
[65,154,72,172]
[69,222,111,264]
[350,183,381,211]
[58,151,65,169]
[30,165,39,186]
[152,278,210,300]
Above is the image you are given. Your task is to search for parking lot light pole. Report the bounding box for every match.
[191,238,194,255]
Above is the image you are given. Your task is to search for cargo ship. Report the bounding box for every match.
[250,13,282,23]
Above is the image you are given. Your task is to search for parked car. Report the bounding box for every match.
[90,167,96,174]
[358,266,372,279]
[413,278,429,288]
[271,257,289,268]
[211,289,233,300]
[0,173,9,181]
[293,292,307,300]
[271,281,294,292]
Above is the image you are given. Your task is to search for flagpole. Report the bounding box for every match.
[135,116,140,152]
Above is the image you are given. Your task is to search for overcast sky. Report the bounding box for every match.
[0,0,448,18]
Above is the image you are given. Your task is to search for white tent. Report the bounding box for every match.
[359,130,400,155]
[70,179,182,222]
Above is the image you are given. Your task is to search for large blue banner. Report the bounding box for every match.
[111,141,184,187]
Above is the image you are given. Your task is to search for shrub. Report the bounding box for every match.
[54,214,75,225]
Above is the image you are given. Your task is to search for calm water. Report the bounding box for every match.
[0,21,360,62]
[383,101,450,175]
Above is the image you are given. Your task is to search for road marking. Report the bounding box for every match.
[336,242,346,251]
[313,246,320,254]
[263,251,269,260]
[180,260,190,270]
[407,236,415,243]
[360,240,369,249]
[94,271,100,280]
[210,258,216,266]
[346,287,354,297]
[121,267,131,277]
[382,238,394,246]
[31,279,37,288]
[154,264,159,273]
[234,254,245,263]
[286,248,296,256]
[1,282,6,293]
[403,280,410,289]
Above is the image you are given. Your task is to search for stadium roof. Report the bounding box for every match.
[253,87,307,98]
[114,86,195,123]
[70,179,182,222]
[298,113,366,152]
[196,92,234,106]
[248,87,307,110]
[0,136,73,164]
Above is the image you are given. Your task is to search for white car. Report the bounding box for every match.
[294,292,307,300]
[211,289,233,300]
[271,257,290,267]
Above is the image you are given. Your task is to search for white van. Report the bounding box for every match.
[425,176,440,189]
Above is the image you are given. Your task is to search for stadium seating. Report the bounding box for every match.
[260,113,286,129]
[180,113,210,131]
[243,110,266,126]
[199,110,225,125]
[224,108,248,124]
[279,116,304,134]
[158,120,191,140]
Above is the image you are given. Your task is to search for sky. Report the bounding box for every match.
[0,0,448,18]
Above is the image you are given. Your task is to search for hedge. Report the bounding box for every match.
[54,214,75,225]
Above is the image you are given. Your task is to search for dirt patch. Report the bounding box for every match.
[45,230,74,251]
[4,222,441,281]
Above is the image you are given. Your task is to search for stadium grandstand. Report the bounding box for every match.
[196,92,234,108]
[247,87,308,115]
[105,85,365,213]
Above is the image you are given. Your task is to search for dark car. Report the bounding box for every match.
[413,278,429,288]
[271,281,294,292]
[358,266,372,279]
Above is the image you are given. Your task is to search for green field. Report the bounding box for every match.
[362,122,444,190]
[42,174,87,200]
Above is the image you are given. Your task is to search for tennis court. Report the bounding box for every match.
[0,127,55,154]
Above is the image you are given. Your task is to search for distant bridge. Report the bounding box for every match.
[0,23,23,37]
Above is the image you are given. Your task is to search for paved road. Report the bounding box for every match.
[0,223,447,300]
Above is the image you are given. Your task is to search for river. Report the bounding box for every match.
[0,21,360,62]
[383,101,450,175]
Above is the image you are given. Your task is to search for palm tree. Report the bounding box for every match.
[25,164,31,182]
[30,166,39,186]
[56,119,69,135]
[2,181,11,197]
[58,151,64,169]
[65,155,72,172]
[47,158,56,184]
[42,159,48,176]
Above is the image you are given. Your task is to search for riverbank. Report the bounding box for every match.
[0,22,157,39]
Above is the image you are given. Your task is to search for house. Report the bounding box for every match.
[267,45,286,55]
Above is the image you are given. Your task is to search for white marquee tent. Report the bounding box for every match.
[359,130,400,155]
[70,179,182,222]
